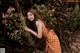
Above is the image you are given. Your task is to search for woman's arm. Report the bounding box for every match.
[24,26,37,36]
[23,21,42,39]
[36,21,42,38]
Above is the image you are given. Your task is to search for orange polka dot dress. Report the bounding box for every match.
[38,19,62,53]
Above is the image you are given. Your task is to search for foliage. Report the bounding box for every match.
[5,13,24,44]
[0,0,80,53]
[34,4,56,29]
[61,3,80,34]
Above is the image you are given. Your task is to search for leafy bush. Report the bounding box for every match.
[34,4,56,29]
[2,9,25,45]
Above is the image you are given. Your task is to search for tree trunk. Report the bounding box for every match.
[14,0,36,47]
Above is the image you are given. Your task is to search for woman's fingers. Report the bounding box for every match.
[23,26,28,30]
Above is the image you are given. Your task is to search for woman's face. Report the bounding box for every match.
[27,12,35,21]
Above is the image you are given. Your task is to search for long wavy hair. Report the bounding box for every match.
[26,8,41,21]
[26,9,46,49]
[27,8,46,29]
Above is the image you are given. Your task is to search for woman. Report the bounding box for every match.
[23,8,62,53]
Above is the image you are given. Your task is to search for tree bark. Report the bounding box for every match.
[14,0,36,47]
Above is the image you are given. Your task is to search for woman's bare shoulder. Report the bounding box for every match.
[35,20,42,27]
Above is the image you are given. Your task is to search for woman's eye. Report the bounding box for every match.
[30,14,32,16]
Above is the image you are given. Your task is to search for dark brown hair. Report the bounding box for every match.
[26,8,47,30]
[26,8,41,21]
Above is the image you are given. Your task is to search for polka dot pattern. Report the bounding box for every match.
[45,30,61,53]
[38,19,62,53]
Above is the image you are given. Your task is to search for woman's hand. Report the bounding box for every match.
[23,26,28,31]
[23,26,30,32]
[23,26,33,33]
[23,23,42,39]
[23,26,37,37]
